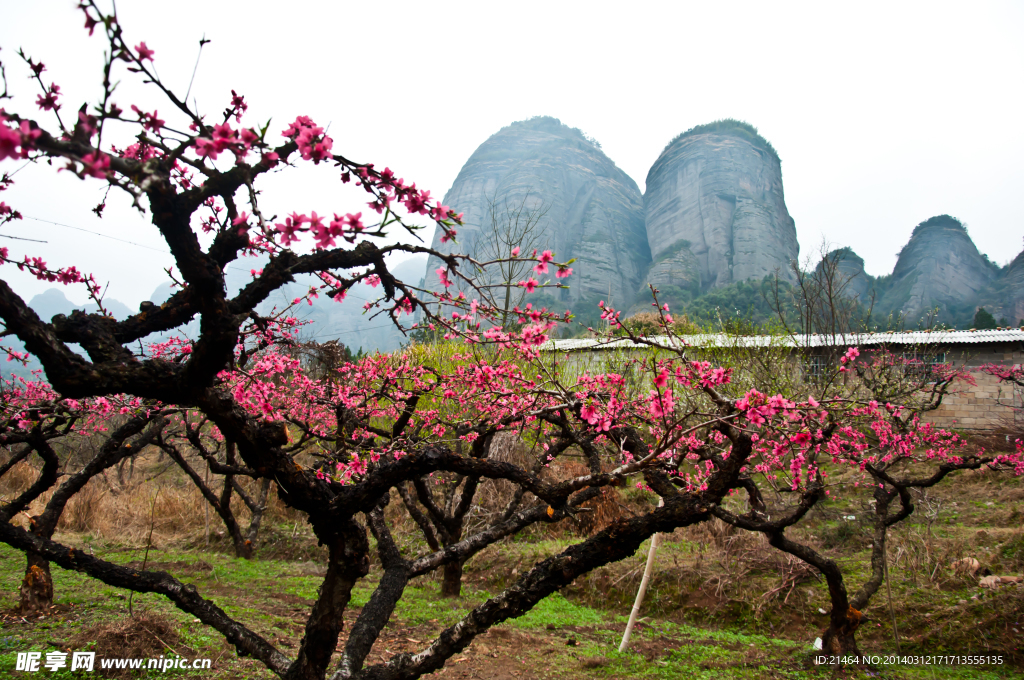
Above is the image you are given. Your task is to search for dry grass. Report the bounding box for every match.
[0,449,297,547]
[0,459,37,501]
[69,614,188,678]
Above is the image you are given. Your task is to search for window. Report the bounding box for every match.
[803,355,830,383]
[901,352,946,380]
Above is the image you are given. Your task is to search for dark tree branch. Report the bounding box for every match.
[0,520,290,674]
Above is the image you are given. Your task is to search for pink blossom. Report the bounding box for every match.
[36,83,62,112]
[275,215,304,246]
[0,121,23,161]
[76,109,97,140]
[520,278,538,293]
[436,268,452,288]
[135,42,155,62]
[229,90,248,121]
[78,151,111,179]
[212,122,236,143]
[533,250,554,274]
[282,116,333,163]
[0,117,41,161]
[131,105,164,133]
[343,213,363,232]
[429,202,452,221]
[194,137,221,160]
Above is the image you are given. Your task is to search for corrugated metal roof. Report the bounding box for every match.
[542,329,1024,352]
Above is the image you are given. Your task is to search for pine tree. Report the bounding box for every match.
[972,307,997,329]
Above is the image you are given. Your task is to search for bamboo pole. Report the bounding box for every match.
[619,498,663,652]
[204,461,210,546]
[883,540,901,654]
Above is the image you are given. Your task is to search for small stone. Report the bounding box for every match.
[979,575,1000,589]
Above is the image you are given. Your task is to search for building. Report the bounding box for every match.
[542,329,1024,432]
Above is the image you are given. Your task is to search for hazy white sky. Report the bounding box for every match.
[1,0,1022,309]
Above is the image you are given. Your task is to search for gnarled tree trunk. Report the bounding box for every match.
[18,551,54,614]
[440,560,464,598]
[17,417,167,613]
[821,605,863,657]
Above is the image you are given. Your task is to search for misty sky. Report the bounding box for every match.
[1,0,1022,310]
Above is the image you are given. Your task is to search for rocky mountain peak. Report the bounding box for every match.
[642,119,799,305]
[909,214,968,239]
[817,247,874,303]
[423,117,650,322]
[976,247,1024,326]
[880,215,999,324]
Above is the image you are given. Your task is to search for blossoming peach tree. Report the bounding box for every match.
[1,4,1020,679]
[0,374,170,613]
[600,299,1024,658]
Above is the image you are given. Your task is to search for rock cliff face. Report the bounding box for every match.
[976,249,1024,325]
[878,215,999,324]
[816,247,875,303]
[423,117,650,314]
[643,120,799,296]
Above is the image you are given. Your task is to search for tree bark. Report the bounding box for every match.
[821,607,863,657]
[284,518,370,680]
[245,478,273,546]
[440,561,464,598]
[18,552,53,614]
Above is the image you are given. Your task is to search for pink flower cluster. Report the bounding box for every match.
[194,121,260,163]
[0,112,42,161]
[282,116,333,163]
[349,164,461,235]
[599,301,622,328]
[130,105,165,133]
[35,83,61,112]
[0,252,99,293]
[272,211,364,248]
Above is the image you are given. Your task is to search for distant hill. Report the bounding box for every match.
[641,119,799,315]
[6,117,1021,380]
[422,116,650,329]
[425,117,1020,331]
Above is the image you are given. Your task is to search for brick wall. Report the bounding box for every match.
[923,344,1022,432]
[549,339,1022,433]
